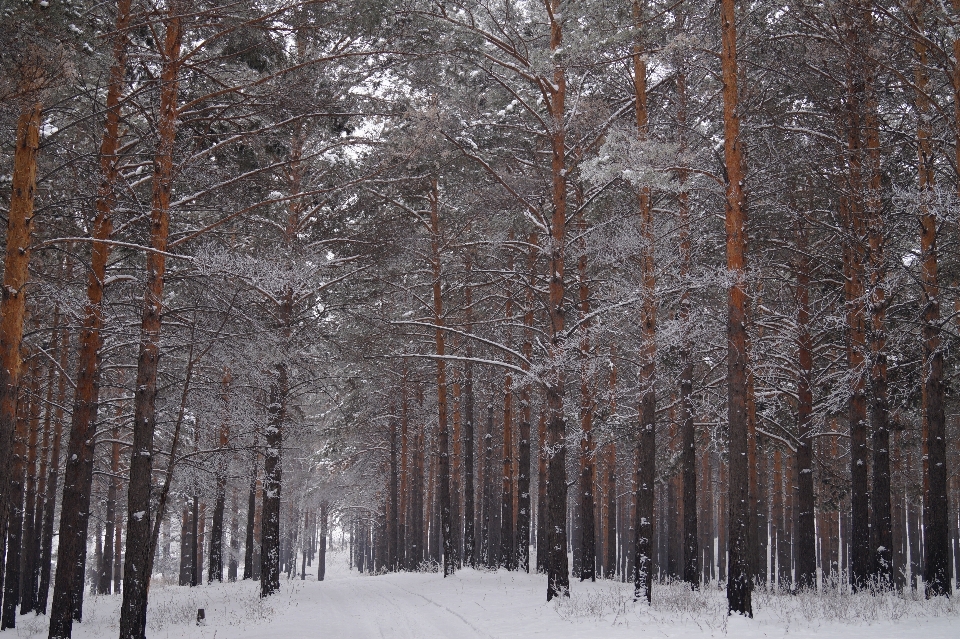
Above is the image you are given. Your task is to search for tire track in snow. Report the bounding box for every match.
[376,578,496,639]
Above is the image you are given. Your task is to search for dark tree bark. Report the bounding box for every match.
[37,311,69,614]
[260,351,288,597]
[20,365,42,613]
[0,100,41,615]
[98,424,121,595]
[229,487,239,581]
[517,234,537,572]
[428,178,454,577]
[675,60,699,591]
[49,3,131,634]
[543,0,570,602]
[536,406,547,574]
[720,0,752,616]
[841,9,871,593]
[399,367,409,569]
[577,215,596,583]
[317,502,327,581]
[910,0,951,598]
[794,211,817,590]
[243,451,257,580]
[632,0,656,604]
[191,497,199,586]
[481,405,493,567]
[462,265,476,569]
[2,370,32,629]
[389,399,400,571]
[117,5,182,636]
[209,370,232,583]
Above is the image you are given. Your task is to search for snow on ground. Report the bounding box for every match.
[9,552,960,639]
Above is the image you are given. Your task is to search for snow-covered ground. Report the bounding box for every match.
[9,552,959,638]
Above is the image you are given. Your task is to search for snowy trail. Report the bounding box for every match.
[277,575,494,639]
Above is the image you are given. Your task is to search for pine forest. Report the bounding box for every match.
[0,0,959,637]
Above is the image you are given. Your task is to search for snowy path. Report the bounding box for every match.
[9,554,960,639]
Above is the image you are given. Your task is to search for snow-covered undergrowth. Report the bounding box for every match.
[555,577,959,637]
[9,554,958,638]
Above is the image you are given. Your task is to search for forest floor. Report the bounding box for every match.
[8,552,960,638]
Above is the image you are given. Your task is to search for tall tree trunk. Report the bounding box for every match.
[50,3,131,633]
[260,323,288,597]
[429,178,454,577]
[841,10,871,593]
[720,0,752,616]
[536,403,547,573]
[677,63,698,590]
[209,370,231,583]
[243,449,257,580]
[389,397,400,571]
[0,100,41,622]
[856,7,893,589]
[501,357,515,570]
[317,503,327,581]
[2,364,34,628]
[399,367,409,569]
[910,0,951,597]
[450,373,461,569]
[481,405,493,566]
[517,234,537,573]
[462,263,476,568]
[20,364,42,612]
[794,212,817,590]
[33,327,57,605]
[229,487,239,581]
[117,5,181,637]
[99,423,121,595]
[544,0,570,602]
[0,89,42,536]
[632,0,657,604]
[577,215,596,582]
[37,309,69,614]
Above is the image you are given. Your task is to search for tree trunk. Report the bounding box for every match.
[2,368,32,628]
[544,0,570,602]
[117,5,181,636]
[20,365,42,613]
[33,327,57,604]
[536,404,547,573]
[399,367,409,569]
[429,178,454,577]
[794,212,817,590]
[481,405,493,567]
[243,452,257,580]
[517,234,537,573]
[99,424,121,595]
[720,0,751,615]
[450,374,461,569]
[632,0,657,604]
[577,214,596,583]
[841,10,871,593]
[209,370,232,583]
[910,0,951,597]
[0,100,41,616]
[229,487,239,581]
[389,398,400,571]
[37,312,70,614]
[462,264,476,568]
[317,503,327,581]
[49,3,131,633]
[673,64,698,590]
[260,343,288,596]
